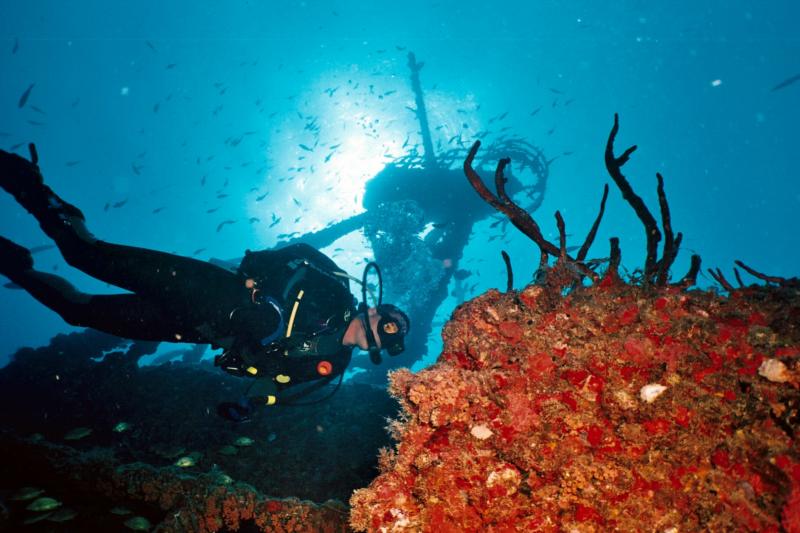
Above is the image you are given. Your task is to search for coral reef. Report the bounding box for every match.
[351,282,800,531]
[350,117,800,531]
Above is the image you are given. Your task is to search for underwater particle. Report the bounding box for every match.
[113,421,131,433]
[759,359,790,383]
[234,436,254,447]
[267,432,277,442]
[11,487,44,501]
[110,506,132,515]
[64,427,92,440]
[28,433,44,442]
[639,383,668,403]
[174,456,196,468]
[123,515,152,531]
[120,86,129,96]
[46,507,78,522]
[711,79,722,87]
[470,424,493,440]
[26,497,62,512]
[218,444,238,456]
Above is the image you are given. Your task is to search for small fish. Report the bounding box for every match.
[30,244,56,254]
[165,63,177,69]
[18,83,35,108]
[153,103,160,113]
[46,507,78,522]
[131,163,142,175]
[11,487,45,501]
[151,206,166,214]
[145,40,157,52]
[174,456,195,467]
[234,436,254,447]
[206,207,219,214]
[489,218,504,228]
[112,199,128,209]
[65,160,81,167]
[216,193,229,199]
[30,104,46,114]
[292,198,301,207]
[249,217,260,223]
[124,516,152,531]
[27,120,46,126]
[219,444,238,456]
[110,506,132,516]
[27,497,62,512]
[200,175,206,186]
[298,143,313,152]
[192,248,206,256]
[549,87,564,94]
[12,37,19,54]
[23,512,53,525]
[771,73,800,92]
[112,421,131,433]
[64,427,92,440]
[216,219,235,232]
[255,192,269,201]
[215,472,234,485]
[269,216,281,228]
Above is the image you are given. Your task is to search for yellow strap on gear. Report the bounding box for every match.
[246,366,258,375]
[265,395,277,405]
[284,289,304,355]
[276,374,291,384]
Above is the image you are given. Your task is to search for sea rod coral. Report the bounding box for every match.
[350,116,800,532]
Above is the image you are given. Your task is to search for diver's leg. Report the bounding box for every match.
[0,236,199,341]
[0,149,246,315]
[0,149,88,241]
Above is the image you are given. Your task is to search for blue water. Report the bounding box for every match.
[1,1,798,367]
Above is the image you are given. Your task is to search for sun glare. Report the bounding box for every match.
[248,72,412,247]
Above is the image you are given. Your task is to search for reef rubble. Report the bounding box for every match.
[349,117,800,532]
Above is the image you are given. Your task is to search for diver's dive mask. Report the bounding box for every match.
[360,262,410,364]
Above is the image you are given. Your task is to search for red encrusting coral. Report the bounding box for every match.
[350,281,800,531]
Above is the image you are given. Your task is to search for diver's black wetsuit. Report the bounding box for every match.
[0,149,356,386]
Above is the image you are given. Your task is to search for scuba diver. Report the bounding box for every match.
[0,147,410,421]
